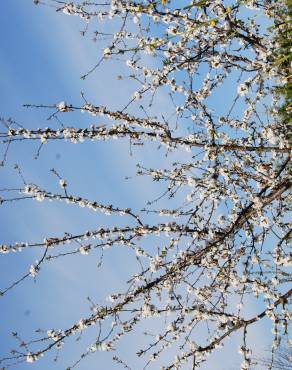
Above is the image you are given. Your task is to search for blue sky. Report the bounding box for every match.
[0,2,276,369]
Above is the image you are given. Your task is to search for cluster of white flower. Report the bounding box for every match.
[26,352,39,363]
[47,329,63,342]
[79,244,91,255]
[59,179,67,188]
[0,244,9,254]
[103,47,112,57]
[29,264,39,278]
[56,101,72,112]
[149,255,163,272]
[237,84,249,96]
[100,341,114,351]
[141,303,155,318]
[62,3,78,15]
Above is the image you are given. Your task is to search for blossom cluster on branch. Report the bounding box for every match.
[0,0,291,369]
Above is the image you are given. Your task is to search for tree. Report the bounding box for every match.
[0,0,291,369]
